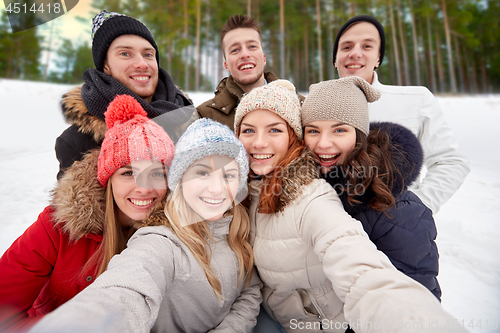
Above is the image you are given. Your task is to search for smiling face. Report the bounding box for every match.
[238,110,289,176]
[222,28,266,93]
[334,22,381,84]
[181,156,239,222]
[104,35,159,103]
[110,160,167,227]
[304,120,357,173]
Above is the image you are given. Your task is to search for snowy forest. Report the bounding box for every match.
[0,0,499,93]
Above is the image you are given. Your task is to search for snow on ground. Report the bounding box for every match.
[1,79,499,332]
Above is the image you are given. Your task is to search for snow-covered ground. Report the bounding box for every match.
[1,79,499,332]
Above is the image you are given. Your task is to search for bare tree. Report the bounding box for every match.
[280,0,285,78]
[316,0,323,81]
[435,24,445,92]
[408,0,421,85]
[389,0,402,85]
[426,16,437,92]
[396,0,410,85]
[195,0,201,91]
[183,0,189,90]
[441,0,457,93]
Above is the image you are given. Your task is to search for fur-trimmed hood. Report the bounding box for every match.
[61,86,107,143]
[323,121,423,213]
[51,149,105,240]
[252,147,319,213]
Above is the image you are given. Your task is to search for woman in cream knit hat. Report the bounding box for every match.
[301,76,441,300]
[235,79,464,333]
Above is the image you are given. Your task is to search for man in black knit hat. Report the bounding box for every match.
[332,15,469,215]
[55,10,194,179]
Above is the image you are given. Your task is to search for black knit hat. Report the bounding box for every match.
[333,15,385,69]
[91,10,159,72]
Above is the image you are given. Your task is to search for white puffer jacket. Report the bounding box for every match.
[249,148,468,333]
[370,72,470,214]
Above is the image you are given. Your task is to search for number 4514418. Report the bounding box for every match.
[6,2,62,14]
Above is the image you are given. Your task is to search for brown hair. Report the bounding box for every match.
[254,125,305,214]
[79,182,137,280]
[339,128,400,212]
[220,15,262,55]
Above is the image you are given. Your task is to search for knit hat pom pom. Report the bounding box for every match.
[104,95,148,129]
[270,79,296,93]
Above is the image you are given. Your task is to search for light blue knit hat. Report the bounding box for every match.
[168,118,249,193]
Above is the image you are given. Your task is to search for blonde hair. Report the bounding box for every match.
[164,183,253,300]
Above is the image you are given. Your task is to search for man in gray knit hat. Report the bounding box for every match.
[332,15,469,214]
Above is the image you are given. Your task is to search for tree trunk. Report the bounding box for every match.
[247,0,251,17]
[43,21,55,82]
[408,0,421,85]
[195,0,201,91]
[461,39,472,93]
[326,0,334,79]
[389,0,402,85]
[426,16,437,92]
[469,53,479,94]
[167,0,173,74]
[316,0,323,82]
[183,0,189,90]
[280,0,285,79]
[204,0,209,90]
[304,25,310,88]
[453,33,465,93]
[441,0,457,93]
[396,0,410,85]
[435,25,445,92]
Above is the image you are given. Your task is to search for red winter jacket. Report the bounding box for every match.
[0,150,106,332]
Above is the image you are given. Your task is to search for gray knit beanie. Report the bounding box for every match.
[301,76,381,135]
[168,118,249,193]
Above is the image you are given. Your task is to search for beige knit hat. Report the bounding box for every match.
[301,76,381,135]
[234,80,303,139]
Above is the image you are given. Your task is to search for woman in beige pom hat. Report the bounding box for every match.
[302,76,441,301]
[234,79,463,333]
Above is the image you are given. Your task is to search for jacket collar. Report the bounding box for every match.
[251,147,319,213]
[61,86,108,143]
[51,149,105,240]
[212,71,280,115]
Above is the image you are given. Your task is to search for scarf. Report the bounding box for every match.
[81,67,197,142]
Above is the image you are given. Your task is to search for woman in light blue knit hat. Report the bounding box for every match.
[30,118,261,333]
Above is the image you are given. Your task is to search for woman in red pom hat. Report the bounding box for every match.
[0,95,175,332]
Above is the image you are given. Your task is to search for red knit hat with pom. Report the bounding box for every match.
[97,95,175,187]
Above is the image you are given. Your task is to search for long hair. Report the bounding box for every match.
[339,128,401,212]
[80,181,136,279]
[256,125,305,214]
[163,183,253,300]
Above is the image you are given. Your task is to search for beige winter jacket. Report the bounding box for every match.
[249,148,467,333]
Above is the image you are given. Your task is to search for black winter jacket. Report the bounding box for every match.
[322,122,441,300]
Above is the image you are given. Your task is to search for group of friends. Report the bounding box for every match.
[0,9,470,333]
